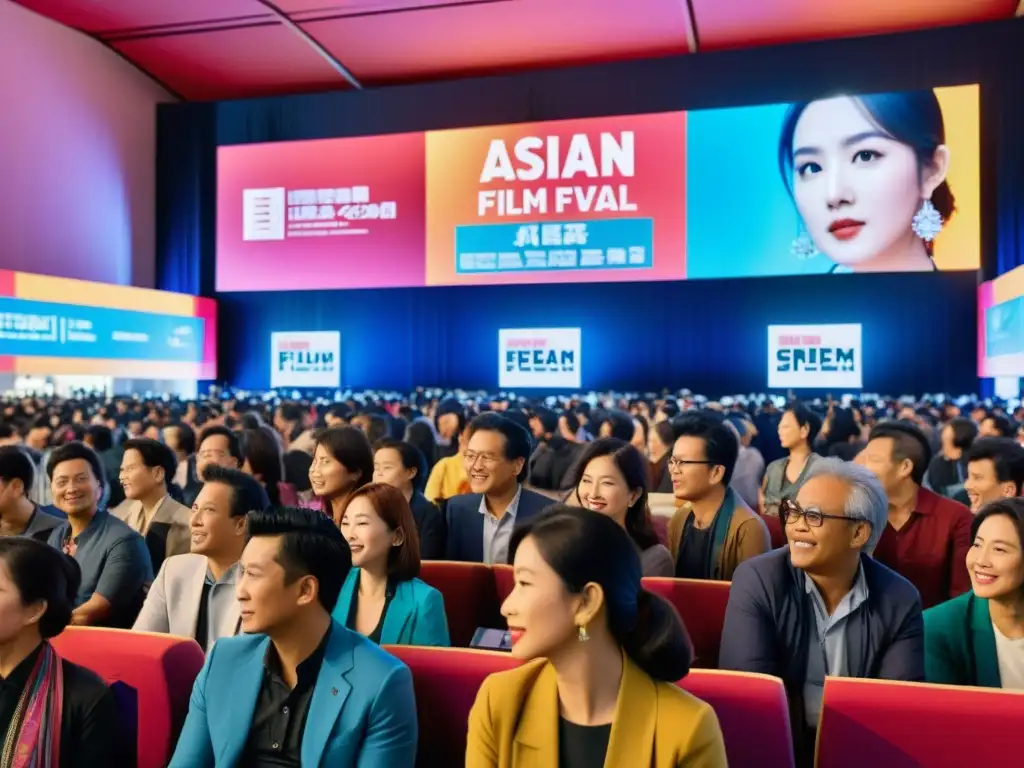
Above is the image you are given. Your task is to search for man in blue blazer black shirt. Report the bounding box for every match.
[170,507,417,768]
[446,413,552,564]
[719,458,923,766]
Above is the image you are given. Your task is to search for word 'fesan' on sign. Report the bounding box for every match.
[479,132,636,183]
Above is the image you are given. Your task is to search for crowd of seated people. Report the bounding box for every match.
[0,389,1020,766]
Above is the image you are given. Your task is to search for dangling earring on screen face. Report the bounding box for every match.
[911,198,943,243]
[791,222,819,260]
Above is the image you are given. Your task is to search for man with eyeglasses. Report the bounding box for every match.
[720,458,923,766]
[665,412,769,580]
[182,426,244,508]
[445,413,550,563]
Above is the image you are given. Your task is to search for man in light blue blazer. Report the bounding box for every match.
[170,507,417,768]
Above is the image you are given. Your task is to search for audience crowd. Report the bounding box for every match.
[0,388,1021,767]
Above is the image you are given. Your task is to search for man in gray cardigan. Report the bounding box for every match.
[719,458,923,766]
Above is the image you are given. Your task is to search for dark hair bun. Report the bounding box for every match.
[38,552,81,639]
[620,590,693,682]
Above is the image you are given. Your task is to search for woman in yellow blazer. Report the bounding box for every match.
[467,505,727,768]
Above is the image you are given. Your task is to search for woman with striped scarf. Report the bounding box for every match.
[0,539,121,767]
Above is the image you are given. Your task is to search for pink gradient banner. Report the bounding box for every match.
[216,132,427,291]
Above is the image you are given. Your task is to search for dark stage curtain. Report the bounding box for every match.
[216,271,977,396]
[155,103,216,296]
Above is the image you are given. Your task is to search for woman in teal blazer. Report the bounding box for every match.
[332,482,450,646]
[924,499,1024,688]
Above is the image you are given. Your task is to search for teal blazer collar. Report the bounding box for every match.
[219,624,357,767]
[335,568,415,644]
[380,580,416,643]
[967,593,1002,688]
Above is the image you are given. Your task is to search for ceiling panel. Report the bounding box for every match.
[16,0,270,35]
[302,0,692,82]
[111,25,348,101]
[276,0,478,16]
[690,0,1017,50]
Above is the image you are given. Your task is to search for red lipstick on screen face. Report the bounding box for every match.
[828,219,865,241]
[507,628,524,645]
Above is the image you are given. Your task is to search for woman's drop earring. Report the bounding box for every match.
[911,198,943,242]
[791,230,818,260]
[577,625,590,643]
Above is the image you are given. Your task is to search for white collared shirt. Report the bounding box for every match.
[479,485,523,565]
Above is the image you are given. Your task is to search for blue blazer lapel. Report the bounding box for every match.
[458,500,485,561]
[332,569,359,624]
[380,580,415,644]
[218,637,270,766]
[301,623,354,767]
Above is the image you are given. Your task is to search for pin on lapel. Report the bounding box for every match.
[331,687,338,696]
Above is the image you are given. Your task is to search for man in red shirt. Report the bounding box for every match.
[857,421,972,609]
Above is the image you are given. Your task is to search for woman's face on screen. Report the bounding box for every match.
[791,96,924,269]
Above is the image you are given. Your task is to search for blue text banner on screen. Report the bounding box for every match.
[455,219,653,273]
[0,298,205,362]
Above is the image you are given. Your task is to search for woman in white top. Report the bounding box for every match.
[924,497,1024,689]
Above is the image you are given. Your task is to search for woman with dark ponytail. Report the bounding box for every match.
[467,505,726,768]
[0,538,122,767]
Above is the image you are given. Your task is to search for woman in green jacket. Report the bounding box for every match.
[924,498,1024,688]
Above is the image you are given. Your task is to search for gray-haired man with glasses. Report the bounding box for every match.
[719,457,924,766]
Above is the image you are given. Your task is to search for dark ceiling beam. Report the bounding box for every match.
[251,0,363,89]
[680,0,700,53]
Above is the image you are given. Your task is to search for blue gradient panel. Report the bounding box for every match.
[455,219,653,274]
[686,103,832,279]
[0,297,205,362]
[986,298,1024,358]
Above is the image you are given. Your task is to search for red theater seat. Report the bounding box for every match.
[492,563,514,605]
[679,669,794,768]
[763,514,787,549]
[419,561,501,646]
[386,645,518,767]
[388,646,794,768]
[641,577,730,668]
[51,627,205,768]
[816,677,1024,768]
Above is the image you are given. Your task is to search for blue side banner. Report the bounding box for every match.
[0,297,205,362]
[455,218,654,274]
[987,297,1024,358]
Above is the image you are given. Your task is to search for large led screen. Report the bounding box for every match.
[216,85,979,292]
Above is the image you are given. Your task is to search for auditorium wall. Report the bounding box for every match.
[0,3,173,288]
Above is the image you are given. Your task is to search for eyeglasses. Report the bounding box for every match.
[464,451,501,468]
[667,457,713,473]
[780,498,868,529]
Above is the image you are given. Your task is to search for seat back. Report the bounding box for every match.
[679,669,794,768]
[51,627,205,768]
[817,677,1024,767]
[419,561,501,646]
[641,577,730,668]
[763,514,786,549]
[492,563,514,606]
[386,645,519,767]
